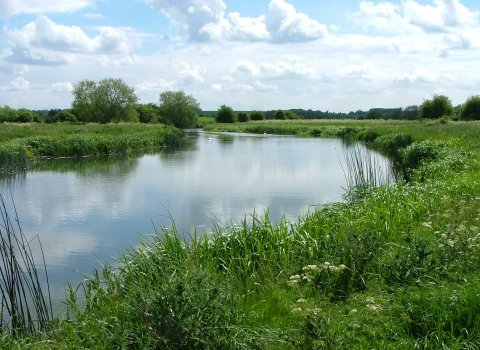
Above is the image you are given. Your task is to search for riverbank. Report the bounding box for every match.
[0,123,185,175]
[2,119,480,348]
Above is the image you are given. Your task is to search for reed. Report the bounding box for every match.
[0,194,52,336]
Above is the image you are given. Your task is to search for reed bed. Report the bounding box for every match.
[0,194,52,337]
[0,124,185,175]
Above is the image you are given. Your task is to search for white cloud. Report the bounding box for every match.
[136,79,175,91]
[393,69,437,83]
[233,60,258,76]
[0,0,95,17]
[254,80,278,92]
[145,0,327,43]
[6,14,139,65]
[343,62,388,81]
[259,59,316,79]
[84,13,103,19]
[0,76,29,91]
[50,81,73,92]
[212,82,254,92]
[178,62,205,85]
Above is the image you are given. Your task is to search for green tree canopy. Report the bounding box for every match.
[237,112,249,122]
[420,94,454,119]
[274,109,286,120]
[158,90,200,128]
[365,110,383,119]
[0,105,18,123]
[16,109,34,123]
[135,103,161,124]
[72,78,139,123]
[461,95,480,121]
[249,110,265,121]
[216,105,236,123]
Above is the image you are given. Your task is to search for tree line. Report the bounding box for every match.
[1,78,479,125]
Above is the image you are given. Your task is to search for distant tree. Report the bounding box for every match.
[56,110,78,123]
[135,103,161,123]
[16,109,34,123]
[72,78,139,123]
[237,112,249,122]
[420,94,454,119]
[403,105,419,120]
[216,105,236,123]
[460,95,480,120]
[385,108,402,120]
[274,109,286,120]
[159,90,199,128]
[249,110,265,121]
[0,105,18,123]
[365,110,383,119]
[285,111,301,119]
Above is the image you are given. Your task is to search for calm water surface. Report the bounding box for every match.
[0,132,386,315]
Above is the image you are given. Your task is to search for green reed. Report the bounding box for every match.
[0,194,52,337]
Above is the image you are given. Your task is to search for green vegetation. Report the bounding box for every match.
[159,90,200,128]
[0,123,185,175]
[1,118,480,348]
[216,105,237,123]
[72,78,139,123]
[419,94,455,120]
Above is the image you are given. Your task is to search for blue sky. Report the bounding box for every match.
[1,0,479,112]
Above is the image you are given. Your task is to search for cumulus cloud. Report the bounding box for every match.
[253,81,278,92]
[84,13,103,19]
[0,76,29,91]
[0,0,95,17]
[144,0,327,43]
[212,82,254,93]
[50,81,73,92]
[5,15,140,65]
[232,57,315,80]
[343,62,388,81]
[393,68,437,83]
[178,62,205,85]
[136,79,175,92]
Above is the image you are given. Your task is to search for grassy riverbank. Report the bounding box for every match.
[0,123,185,175]
[2,120,480,348]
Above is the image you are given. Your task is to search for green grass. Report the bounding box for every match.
[0,123,185,175]
[2,119,480,348]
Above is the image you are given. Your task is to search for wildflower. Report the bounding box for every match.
[307,308,322,315]
[297,298,307,303]
[441,233,448,240]
[303,265,319,271]
[422,222,432,229]
[291,308,302,314]
[366,297,375,304]
[348,309,357,316]
[351,322,361,330]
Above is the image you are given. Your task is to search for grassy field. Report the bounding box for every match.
[2,119,480,349]
[0,123,185,175]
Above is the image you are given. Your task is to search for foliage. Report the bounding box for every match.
[365,110,383,119]
[420,94,454,120]
[55,110,77,123]
[461,95,480,121]
[159,90,200,128]
[135,103,161,123]
[274,109,286,120]
[216,105,236,123]
[249,110,265,121]
[0,106,19,123]
[72,78,139,123]
[237,112,249,122]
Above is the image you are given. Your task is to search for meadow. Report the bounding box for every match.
[1,119,480,349]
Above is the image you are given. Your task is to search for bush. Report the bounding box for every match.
[420,94,454,119]
[249,110,265,121]
[216,105,236,123]
[461,95,480,120]
[237,112,249,122]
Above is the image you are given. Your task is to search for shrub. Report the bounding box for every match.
[249,110,265,121]
[461,95,480,120]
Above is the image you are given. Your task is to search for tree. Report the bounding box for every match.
[274,109,286,120]
[216,105,236,123]
[16,109,34,123]
[72,78,139,123]
[56,110,78,123]
[461,95,480,120]
[285,111,301,120]
[365,110,383,119]
[135,103,161,123]
[420,94,454,119]
[159,90,199,128]
[403,105,419,120]
[237,112,249,122]
[0,105,18,123]
[249,110,265,121]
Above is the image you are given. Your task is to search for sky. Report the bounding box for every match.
[0,0,479,112]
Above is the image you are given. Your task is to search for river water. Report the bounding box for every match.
[0,131,387,316]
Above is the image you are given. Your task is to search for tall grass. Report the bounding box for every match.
[0,124,185,175]
[0,194,52,336]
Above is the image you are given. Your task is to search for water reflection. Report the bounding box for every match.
[0,132,391,315]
